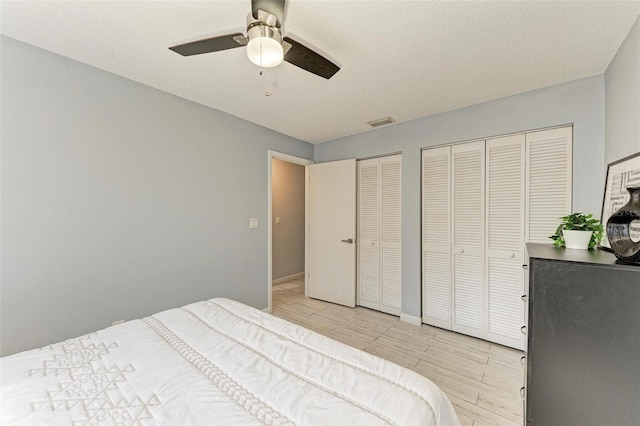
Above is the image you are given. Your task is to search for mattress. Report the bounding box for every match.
[1,298,459,425]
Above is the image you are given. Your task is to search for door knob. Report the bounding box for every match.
[341,238,354,244]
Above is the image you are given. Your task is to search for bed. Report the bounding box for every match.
[1,298,460,425]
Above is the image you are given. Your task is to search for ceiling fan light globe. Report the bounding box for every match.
[247,36,283,67]
[246,24,283,68]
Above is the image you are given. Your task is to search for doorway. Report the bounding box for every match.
[267,151,313,313]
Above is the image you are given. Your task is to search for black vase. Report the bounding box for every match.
[606,186,640,264]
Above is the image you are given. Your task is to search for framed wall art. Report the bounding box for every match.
[599,151,640,251]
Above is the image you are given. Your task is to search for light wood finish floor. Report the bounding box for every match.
[272,279,524,426]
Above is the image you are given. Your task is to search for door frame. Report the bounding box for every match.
[267,150,314,313]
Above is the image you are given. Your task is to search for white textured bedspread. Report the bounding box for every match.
[1,298,459,425]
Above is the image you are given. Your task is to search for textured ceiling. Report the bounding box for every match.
[1,1,639,144]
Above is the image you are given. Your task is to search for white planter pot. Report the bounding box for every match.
[563,230,593,250]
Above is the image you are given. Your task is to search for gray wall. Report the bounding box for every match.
[271,159,305,280]
[315,76,606,318]
[605,16,640,164]
[0,36,313,356]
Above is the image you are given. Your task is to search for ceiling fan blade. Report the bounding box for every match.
[169,33,246,56]
[252,0,285,27]
[283,37,340,79]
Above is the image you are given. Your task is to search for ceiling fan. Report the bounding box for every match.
[169,0,340,79]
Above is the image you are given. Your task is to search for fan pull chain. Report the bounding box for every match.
[265,69,272,97]
[257,36,271,96]
[259,68,272,97]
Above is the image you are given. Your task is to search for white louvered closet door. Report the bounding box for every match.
[422,147,452,328]
[357,159,380,311]
[452,142,485,338]
[526,127,573,244]
[420,126,572,348]
[524,126,572,352]
[357,155,402,315]
[485,135,525,350]
[380,155,402,315]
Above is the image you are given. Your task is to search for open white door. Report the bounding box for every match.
[307,159,356,307]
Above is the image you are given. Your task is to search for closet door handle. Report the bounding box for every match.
[521,326,527,335]
[520,387,526,399]
[520,356,526,366]
[341,238,354,244]
[522,264,528,270]
[521,294,527,302]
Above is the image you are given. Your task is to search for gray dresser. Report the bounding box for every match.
[525,244,640,426]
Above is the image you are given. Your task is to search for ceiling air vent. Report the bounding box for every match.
[367,116,395,128]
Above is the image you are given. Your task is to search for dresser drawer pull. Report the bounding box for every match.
[521,326,527,335]
[520,386,525,399]
[521,294,527,302]
[520,356,526,366]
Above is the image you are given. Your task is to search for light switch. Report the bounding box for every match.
[250,218,259,229]
[275,216,280,224]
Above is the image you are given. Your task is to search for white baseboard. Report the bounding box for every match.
[272,272,304,285]
[400,313,421,326]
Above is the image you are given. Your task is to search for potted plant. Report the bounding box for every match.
[549,212,604,250]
